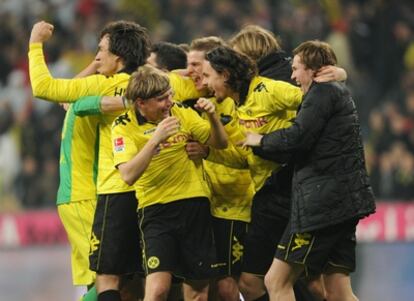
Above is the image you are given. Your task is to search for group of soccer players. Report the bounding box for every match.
[28,18,374,301]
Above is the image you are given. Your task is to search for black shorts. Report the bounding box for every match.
[138,197,216,280]
[275,219,359,277]
[89,191,142,275]
[212,217,248,277]
[242,184,289,276]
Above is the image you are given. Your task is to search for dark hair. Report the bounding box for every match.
[100,20,151,74]
[205,46,257,92]
[151,42,187,71]
[292,40,337,71]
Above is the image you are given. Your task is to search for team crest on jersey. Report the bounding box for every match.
[114,137,125,152]
[147,256,160,269]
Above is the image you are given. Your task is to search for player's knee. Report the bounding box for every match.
[146,281,170,301]
[217,277,239,301]
[188,290,208,301]
[263,277,272,293]
[95,274,120,293]
[325,293,357,301]
[238,276,251,296]
[325,288,358,301]
[264,271,278,293]
[183,280,209,301]
[146,286,170,301]
[238,274,263,301]
[307,278,326,300]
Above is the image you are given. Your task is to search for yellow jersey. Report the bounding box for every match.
[203,98,254,222]
[112,103,211,208]
[207,76,302,190]
[57,105,99,204]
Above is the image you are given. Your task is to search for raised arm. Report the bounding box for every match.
[29,21,112,102]
[29,21,54,44]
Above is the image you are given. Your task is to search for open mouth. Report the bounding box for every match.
[162,109,171,117]
[193,76,202,85]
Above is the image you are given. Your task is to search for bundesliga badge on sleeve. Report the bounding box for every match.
[114,137,125,152]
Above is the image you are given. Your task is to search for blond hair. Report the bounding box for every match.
[190,36,227,52]
[229,25,281,61]
[125,64,170,101]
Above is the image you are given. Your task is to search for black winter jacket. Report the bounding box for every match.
[258,81,376,232]
[258,51,294,84]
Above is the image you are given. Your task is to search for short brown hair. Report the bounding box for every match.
[100,20,151,74]
[126,64,170,101]
[229,25,281,61]
[292,40,337,71]
[190,36,227,53]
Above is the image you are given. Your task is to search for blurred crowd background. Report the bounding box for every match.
[0,0,413,211]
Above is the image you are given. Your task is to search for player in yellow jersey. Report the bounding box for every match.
[111,65,227,301]
[73,51,208,301]
[29,20,151,301]
[184,37,255,301]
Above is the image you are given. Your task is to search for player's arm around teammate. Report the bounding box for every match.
[243,40,375,301]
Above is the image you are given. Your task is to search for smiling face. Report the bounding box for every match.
[94,35,123,76]
[187,50,206,91]
[137,89,174,123]
[291,54,315,94]
[201,60,230,102]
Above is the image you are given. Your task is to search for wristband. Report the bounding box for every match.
[122,96,127,109]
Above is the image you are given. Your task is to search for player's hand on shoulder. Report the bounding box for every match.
[314,65,347,83]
